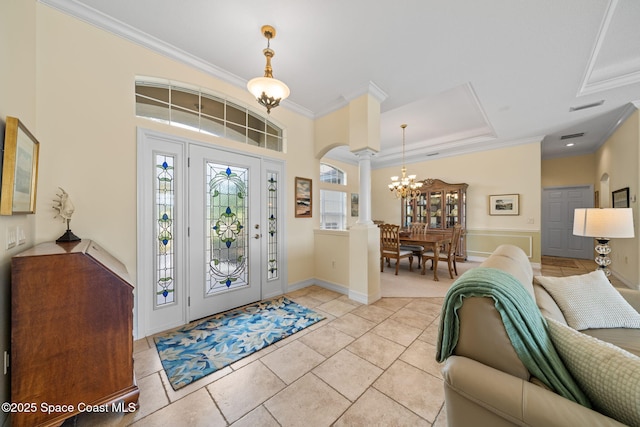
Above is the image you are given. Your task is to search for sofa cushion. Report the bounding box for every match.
[533,283,568,325]
[546,318,640,427]
[535,270,640,330]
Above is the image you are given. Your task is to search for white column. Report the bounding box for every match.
[353,148,376,226]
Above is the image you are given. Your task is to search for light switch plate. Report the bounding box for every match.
[6,226,17,249]
[17,226,25,245]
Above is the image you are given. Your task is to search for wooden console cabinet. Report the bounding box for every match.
[401,178,468,259]
[10,240,139,427]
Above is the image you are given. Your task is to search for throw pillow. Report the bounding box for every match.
[534,270,640,330]
[546,318,640,427]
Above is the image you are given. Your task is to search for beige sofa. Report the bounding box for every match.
[440,244,640,427]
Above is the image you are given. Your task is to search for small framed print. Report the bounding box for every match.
[295,177,312,218]
[489,194,519,216]
[1,117,40,215]
[612,187,629,208]
[351,193,359,217]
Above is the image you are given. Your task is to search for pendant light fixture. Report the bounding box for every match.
[388,124,423,200]
[247,25,290,114]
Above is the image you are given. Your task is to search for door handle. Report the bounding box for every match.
[254,234,261,239]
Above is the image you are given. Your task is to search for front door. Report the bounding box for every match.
[137,128,286,337]
[188,144,262,321]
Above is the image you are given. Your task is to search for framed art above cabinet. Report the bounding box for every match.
[401,178,468,259]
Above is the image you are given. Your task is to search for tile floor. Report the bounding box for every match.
[61,256,612,426]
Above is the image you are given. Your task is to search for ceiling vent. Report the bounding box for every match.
[560,132,585,140]
[569,100,604,112]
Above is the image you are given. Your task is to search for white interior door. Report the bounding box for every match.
[188,144,262,320]
[542,186,594,258]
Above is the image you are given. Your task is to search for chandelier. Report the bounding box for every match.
[246,25,290,114]
[388,124,423,200]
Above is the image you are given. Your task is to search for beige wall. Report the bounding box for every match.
[541,153,596,188]
[313,230,350,292]
[595,110,640,287]
[0,0,38,416]
[372,142,542,262]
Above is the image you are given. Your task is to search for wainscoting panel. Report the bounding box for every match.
[465,229,541,262]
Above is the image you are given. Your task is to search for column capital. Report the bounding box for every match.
[352,148,377,159]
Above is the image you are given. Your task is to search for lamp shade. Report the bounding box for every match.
[573,208,635,238]
[247,77,290,102]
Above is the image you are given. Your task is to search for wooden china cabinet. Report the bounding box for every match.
[10,240,139,427]
[401,178,468,259]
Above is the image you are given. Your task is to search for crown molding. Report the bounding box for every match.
[599,102,639,143]
[577,0,640,96]
[314,81,389,119]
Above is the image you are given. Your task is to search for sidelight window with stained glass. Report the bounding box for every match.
[155,154,175,307]
[267,172,279,280]
[206,163,249,295]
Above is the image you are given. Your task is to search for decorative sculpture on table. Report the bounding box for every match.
[53,187,81,242]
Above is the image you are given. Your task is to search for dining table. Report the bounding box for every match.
[399,233,450,281]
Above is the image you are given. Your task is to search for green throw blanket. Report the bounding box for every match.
[437,267,591,407]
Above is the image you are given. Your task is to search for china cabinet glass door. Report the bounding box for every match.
[446,190,460,228]
[429,191,442,229]
[416,192,427,223]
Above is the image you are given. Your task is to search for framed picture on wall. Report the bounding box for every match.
[351,193,359,217]
[295,177,312,218]
[612,187,629,208]
[0,117,40,215]
[489,194,519,215]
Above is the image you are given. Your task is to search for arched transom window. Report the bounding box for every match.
[135,77,284,152]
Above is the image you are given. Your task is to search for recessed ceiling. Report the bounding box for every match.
[41,0,640,167]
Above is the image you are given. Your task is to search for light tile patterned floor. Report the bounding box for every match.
[61,256,611,426]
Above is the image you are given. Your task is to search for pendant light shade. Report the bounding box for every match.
[247,25,290,114]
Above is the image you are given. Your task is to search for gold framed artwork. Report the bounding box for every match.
[1,117,40,215]
[295,177,312,218]
[489,194,519,216]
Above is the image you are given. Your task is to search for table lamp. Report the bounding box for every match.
[573,208,635,276]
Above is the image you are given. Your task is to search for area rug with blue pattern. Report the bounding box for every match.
[154,296,325,390]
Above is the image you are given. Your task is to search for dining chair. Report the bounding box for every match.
[380,224,414,275]
[399,222,427,268]
[421,224,462,279]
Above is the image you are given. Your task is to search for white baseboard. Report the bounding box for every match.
[287,279,348,296]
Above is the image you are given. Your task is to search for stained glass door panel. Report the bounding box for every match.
[189,145,261,320]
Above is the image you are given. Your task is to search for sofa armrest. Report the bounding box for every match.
[618,288,640,313]
[442,356,626,427]
[454,296,530,380]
